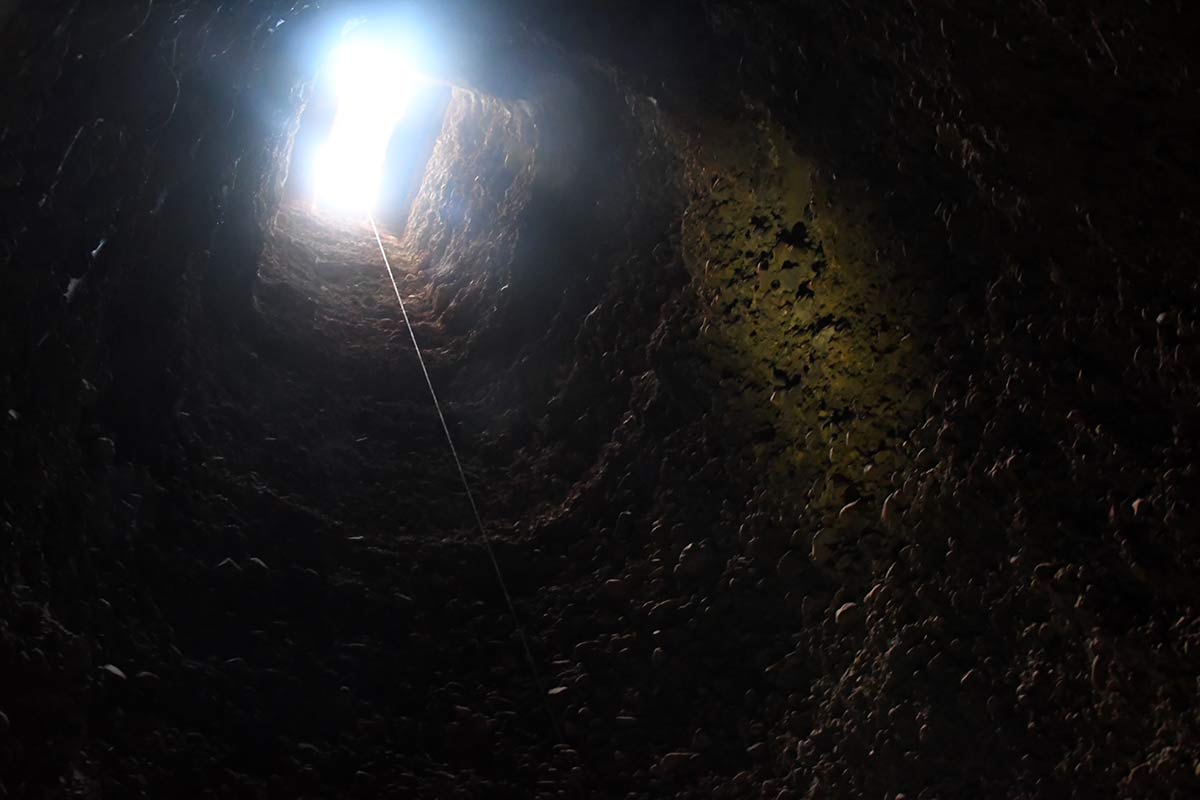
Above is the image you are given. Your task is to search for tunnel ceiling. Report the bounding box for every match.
[2,1,1200,798]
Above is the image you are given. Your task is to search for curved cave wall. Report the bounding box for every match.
[2,1,1200,798]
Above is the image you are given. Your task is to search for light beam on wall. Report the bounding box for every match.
[313,40,417,217]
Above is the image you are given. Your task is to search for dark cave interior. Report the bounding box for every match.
[2,1,1200,798]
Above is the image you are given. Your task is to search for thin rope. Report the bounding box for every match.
[367,215,562,742]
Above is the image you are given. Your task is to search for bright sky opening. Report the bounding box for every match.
[313,40,417,217]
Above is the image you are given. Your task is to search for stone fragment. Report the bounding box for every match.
[296,742,322,760]
[652,647,667,668]
[776,549,805,579]
[99,664,127,680]
[1090,654,1107,690]
[881,490,900,525]
[601,578,630,602]
[92,437,116,466]
[834,602,862,627]
[675,541,718,581]
[659,752,695,774]
[810,529,837,566]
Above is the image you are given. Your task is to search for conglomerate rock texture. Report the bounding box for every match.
[2,1,1199,798]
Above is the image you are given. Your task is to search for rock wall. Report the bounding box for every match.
[0,3,311,790]
[679,113,936,556]
[1,0,1199,797]
[402,89,540,333]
